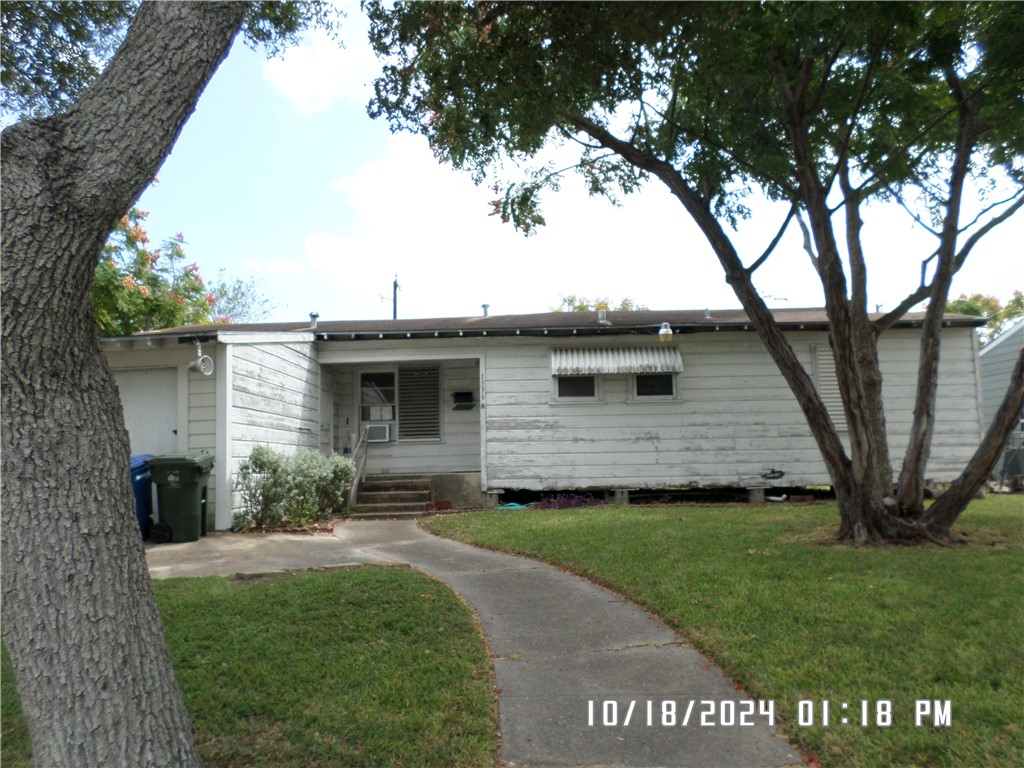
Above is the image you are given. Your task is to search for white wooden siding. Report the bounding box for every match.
[106,322,984,527]
[359,359,480,474]
[318,351,482,475]
[481,329,981,490]
[980,320,1024,428]
[875,329,983,477]
[230,341,320,460]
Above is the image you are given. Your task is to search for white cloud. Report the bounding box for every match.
[291,134,1022,322]
[302,133,761,320]
[262,9,377,116]
[243,258,302,275]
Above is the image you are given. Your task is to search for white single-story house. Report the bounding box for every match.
[102,308,985,530]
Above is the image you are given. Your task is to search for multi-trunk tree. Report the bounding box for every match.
[367,1,1024,545]
[1,1,334,763]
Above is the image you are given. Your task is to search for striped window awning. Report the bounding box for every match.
[551,347,683,375]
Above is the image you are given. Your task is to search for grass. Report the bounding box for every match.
[421,494,1024,768]
[1,566,498,767]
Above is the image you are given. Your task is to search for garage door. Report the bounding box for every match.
[113,368,179,456]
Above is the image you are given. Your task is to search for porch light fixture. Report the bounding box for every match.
[188,340,214,376]
[658,323,674,343]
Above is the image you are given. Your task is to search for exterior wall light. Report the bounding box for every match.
[188,340,214,375]
[659,322,674,343]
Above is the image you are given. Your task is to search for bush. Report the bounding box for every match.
[234,446,355,531]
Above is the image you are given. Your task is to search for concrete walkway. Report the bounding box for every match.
[148,522,801,768]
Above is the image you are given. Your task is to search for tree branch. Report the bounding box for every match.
[839,159,869,316]
[794,207,821,277]
[808,39,846,118]
[563,109,852,478]
[889,185,942,237]
[847,73,997,200]
[824,34,886,194]
[897,65,979,513]
[61,2,248,228]
[639,97,797,196]
[874,283,932,330]
[956,188,1024,234]
[746,201,797,275]
[953,192,1024,271]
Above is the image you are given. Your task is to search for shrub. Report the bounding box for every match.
[234,445,355,531]
[235,444,286,530]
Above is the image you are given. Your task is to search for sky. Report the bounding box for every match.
[135,3,1023,325]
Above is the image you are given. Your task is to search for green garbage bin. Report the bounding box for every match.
[147,452,214,543]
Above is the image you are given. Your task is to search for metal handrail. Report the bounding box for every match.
[347,424,370,510]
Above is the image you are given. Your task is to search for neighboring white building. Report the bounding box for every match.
[979,318,1024,427]
[102,308,986,530]
[978,317,1024,481]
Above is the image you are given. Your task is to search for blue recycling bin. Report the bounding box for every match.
[129,454,155,540]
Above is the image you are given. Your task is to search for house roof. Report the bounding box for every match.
[112,307,985,344]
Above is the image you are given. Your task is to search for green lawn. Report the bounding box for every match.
[422,495,1024,768]
[1,566,498,767]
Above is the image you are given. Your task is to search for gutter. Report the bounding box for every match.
[312,317,982,343]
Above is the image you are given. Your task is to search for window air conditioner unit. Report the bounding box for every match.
[367,424,391,442]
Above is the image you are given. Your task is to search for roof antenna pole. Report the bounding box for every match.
[393,275,399,320]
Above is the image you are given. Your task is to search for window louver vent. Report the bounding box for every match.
[812,344,848,432]
[398,366,440,439]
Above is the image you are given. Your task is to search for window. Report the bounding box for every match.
[635,373,675,398]
[360,372,395,422]
[556,375,597,399]
[359,368,441,441]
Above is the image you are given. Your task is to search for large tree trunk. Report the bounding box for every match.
[1,3,246,765]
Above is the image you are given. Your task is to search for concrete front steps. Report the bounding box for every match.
[349,474,431,520]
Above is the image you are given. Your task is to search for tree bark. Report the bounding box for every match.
[1,3,246,765]
[771,53,893,543]
[840,165,893,493]
[896,69,976,516]
[563,113,854,489]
